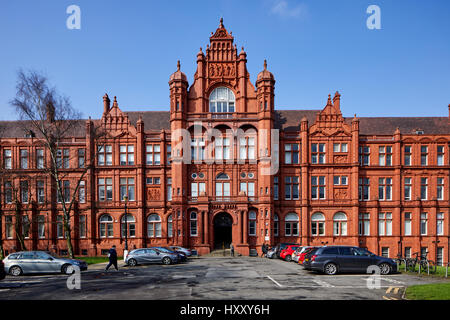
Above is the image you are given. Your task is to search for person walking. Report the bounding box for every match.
[261,243,268,258]
[105,245,118,272]
[230,243,234,257]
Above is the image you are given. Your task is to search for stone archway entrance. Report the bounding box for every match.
[213,212,233,249]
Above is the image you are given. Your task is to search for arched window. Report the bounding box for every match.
[333,212,347,236]
[121,215,136,238]
[147,214,161,238]
[99,214,113,238]
[216,173,229,180]
[311,212,325,236]
[249,211,257,236]
[209,87,235,113]
[167,214,173,238]
[190,212,198,236]
[216,173,230,199]
[285,213,299,236]
[273,214,279,237]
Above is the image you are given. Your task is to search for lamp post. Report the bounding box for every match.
[123,195,129,259]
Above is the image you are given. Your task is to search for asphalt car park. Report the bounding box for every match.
[0,255,446,300]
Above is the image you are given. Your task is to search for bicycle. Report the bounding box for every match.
[407,252,436,274]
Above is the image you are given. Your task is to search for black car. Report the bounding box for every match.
[274,243,298,259]
[302,246,397,275]
[0,260,5,280]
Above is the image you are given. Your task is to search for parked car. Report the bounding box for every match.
[152,247,187,262]
[291,247,301,263]
[266,247,277,259]
[297,247,318,265]
[301,247,320,269]
[302,246,397,275]
[279,245,301,262]
[169,246,193,257]
[3,251,88,276]
[274,243,298,259]
[125,248,179,266]
[0,260,5,280]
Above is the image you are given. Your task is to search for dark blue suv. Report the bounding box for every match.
[302,246,397,275]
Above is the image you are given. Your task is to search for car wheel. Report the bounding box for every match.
[324,263,338,275]
[128,259,137,267]
[162,257,172,265]
[62,264,75,275]
[10,266,23,276]
[285,255,292,262]
[379,263,392,275]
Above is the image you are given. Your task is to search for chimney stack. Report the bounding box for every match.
[103,93,111,114]
[46,101,55,122]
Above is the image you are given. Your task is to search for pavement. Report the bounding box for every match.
[0,256,447,300]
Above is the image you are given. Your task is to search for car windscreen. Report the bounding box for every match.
[47,252,63,259]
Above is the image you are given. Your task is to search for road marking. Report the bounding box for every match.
[382,296,392,300]
[172,275,196,279]
[363,277,405,285]
[267,276,283,288]
[312,279,335,288]
[386,286,394,293]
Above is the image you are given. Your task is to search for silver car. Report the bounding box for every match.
[125,248,179,266]
[3,251,88,276]
[169,246,193,257]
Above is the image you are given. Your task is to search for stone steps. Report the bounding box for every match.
[203,249,232,257]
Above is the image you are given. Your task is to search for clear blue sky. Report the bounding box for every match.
[1,0,449,121]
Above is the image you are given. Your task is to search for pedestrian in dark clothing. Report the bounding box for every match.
[261,243,268,257]
[105,245,118,271]
[230,243,234,257]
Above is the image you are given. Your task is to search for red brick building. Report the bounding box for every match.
[1,20,449,263]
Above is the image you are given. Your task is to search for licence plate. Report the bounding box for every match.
[305,259,309,262]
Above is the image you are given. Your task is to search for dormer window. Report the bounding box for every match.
[209,87,235,113]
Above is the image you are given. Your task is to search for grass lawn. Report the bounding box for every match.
[74,256,123,265]
[406,283,450,300]
[399,264,450,278]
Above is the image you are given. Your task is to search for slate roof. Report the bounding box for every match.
[1,110,448,138]
[0,119,88,138]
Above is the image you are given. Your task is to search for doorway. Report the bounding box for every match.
[213,212,233,249]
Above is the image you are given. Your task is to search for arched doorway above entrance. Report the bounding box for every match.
[213,212,233,249]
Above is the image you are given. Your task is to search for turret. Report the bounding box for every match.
[256,59,275,115]
[169,60,189,117]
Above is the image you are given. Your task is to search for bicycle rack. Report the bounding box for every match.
[396,258,408,272]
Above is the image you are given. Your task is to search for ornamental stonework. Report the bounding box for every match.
[208,63,235,78]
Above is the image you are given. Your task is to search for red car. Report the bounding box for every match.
[279,245,301,261]
[298,247,317,265]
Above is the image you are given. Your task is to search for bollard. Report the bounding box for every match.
[446,263,449,278]
[418,263,421,274]
[427,261,430,275]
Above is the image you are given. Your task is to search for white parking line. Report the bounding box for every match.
[363,277,405,285]
[312,279,335,288]
[267,276,283,288]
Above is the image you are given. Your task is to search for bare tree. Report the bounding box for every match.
[10,69,105,258]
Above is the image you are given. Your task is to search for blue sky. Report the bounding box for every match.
[0,0,449,121]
